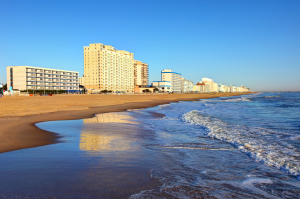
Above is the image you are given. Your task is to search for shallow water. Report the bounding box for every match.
[0,92,300,198]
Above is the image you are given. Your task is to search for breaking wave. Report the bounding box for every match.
[182,110,300,180]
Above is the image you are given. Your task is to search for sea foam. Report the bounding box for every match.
[182,110,300,180]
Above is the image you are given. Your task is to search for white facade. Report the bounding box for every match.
[79,77,85,86]
[161,69,182,93]
[202,77,218,92]
[6,66,79,91]
[152,81,171,92]
[181,78,193,93]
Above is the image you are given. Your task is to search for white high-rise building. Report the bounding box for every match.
[161,69,182,93]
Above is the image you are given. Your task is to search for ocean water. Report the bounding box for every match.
[127,92,300,198]
[1,92,300,198]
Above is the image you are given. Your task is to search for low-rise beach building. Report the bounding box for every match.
[193,82,205,92]
[202,77,218,92]
[6,66,79,92]
[152,81,171,93]
[181,78,193,93]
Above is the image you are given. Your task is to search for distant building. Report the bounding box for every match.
[79,76,85,86]
[134,60,148,87]
[193,82,205,92]
[181,78,193,93]
[152,81,171,93]
[202,77,218,92]
[219,84,227,92]
[161,69,182,93]
[6,66,79,92]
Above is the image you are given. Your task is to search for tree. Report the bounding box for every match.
[3,83,7,90]
[154,87,159,92]
[143,89,151,93]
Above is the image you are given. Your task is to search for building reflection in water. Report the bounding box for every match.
[80,112,138,152]
[82,112,138,124]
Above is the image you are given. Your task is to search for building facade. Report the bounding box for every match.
[134,60,148,87]
[161,69,182,93]
[202,77,219,92]
[152,81,172,93]
[79,76,85,86]
[193,82,205,92]
[6,66,79,91]
[181,78,193,93]
[83,43,134,93]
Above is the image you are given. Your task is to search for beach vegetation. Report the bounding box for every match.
[3,84,7,90]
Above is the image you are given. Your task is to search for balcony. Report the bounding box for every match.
[26,69,36,72]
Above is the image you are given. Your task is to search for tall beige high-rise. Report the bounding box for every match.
[83,43,134,93]
[134,60,148,87]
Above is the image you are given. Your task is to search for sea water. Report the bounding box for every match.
[129,92,300,198]
[1,92,300,198]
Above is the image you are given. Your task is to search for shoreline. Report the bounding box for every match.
[0,93,253,154]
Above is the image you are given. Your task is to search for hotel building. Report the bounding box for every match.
[161,69,182,93]
[83,43,134,93]
[6,66,79,91]
[134,60,148,87]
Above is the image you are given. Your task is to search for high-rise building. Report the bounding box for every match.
[161,69,182,93]
[83,43,134,93]
[134,60,148,87]
[6,66,79,92]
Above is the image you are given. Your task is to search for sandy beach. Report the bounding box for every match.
[0,92,252,153]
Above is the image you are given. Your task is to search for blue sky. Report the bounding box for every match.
[0,0,299,91]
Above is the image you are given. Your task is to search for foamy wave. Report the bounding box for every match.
[145,144,237,150]
[223,97,252,102]
[202,97,252,103]
[242,178,273,186]
[182,110,300,179]
[264,95,281,98]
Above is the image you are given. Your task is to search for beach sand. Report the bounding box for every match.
[0,93,252,153]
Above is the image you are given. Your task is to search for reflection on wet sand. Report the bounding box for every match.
[83,112,138,124]
[80,131,132,152]
[80,112,136,152]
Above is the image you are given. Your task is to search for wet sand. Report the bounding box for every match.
[0,93,252,153]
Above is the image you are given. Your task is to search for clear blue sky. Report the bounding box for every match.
[0,0,299,91]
